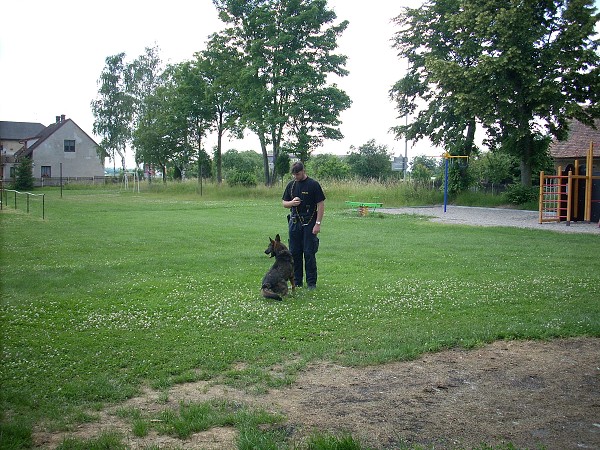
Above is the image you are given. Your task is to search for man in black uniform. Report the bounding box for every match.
[282,162,325,290]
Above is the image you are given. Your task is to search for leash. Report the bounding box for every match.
[290,179,316,226]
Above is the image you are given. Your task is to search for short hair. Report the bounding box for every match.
[291,162,304,174]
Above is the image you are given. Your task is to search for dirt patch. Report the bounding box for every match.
[34,338,600,449]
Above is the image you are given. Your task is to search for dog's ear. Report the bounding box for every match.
[275,234,281,242]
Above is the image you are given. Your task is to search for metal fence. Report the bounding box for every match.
[1,188,46,219]
[34,176,116,187]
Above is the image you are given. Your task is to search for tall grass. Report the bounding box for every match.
[1,185,597,449]
[75,177,449,207]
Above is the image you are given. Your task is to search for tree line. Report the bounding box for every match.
[91,0,599,190]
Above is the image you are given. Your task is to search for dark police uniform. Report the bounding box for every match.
[282,176,326,287]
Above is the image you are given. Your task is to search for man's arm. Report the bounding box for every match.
[313,200,324,234]
[283,197,302,209]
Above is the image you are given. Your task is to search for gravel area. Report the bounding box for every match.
[382,205,600,234]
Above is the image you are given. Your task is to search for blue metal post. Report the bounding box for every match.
[444,157,449,212]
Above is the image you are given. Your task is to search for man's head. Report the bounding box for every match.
[291,162,306,181]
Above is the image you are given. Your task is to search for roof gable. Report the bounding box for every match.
[15,118,100,158]
[549,119,600,159]
[0,121,46,140]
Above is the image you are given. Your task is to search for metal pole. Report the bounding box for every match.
[43,194,45,220]
[444,158,449,213]
[27,193,30,213]
[404,113,408,181]
[60,163,63,198]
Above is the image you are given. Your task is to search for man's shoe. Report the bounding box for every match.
[307,285,316,291]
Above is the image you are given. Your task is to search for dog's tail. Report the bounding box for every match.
[261,286,283,301]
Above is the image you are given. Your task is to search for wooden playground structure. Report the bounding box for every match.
[539,142,599,225]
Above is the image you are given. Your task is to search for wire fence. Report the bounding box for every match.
[1,188,46,220]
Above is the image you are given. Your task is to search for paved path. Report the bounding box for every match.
[382,205,600,234]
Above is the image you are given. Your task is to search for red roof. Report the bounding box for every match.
[549,119,600,158]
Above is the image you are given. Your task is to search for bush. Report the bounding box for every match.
[504,184,538,205]
[226,170,257,187]
[13,157,34,190]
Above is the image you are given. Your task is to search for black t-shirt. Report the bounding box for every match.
[283,176,326,221]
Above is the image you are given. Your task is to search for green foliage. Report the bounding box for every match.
[222,149,263,180]
[346,140,393,180]
[12,157,34,191]
[226,169,257,187]
[391,0,600,186]
[504,184,538,205]
[274,152,291,180]
[470,152,518,185]
[92,49,161,169]
[213,0,351,184]
[306,154,350,180]
[410,155,441,185]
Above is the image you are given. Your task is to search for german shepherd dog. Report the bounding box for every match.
[261,234,295,300]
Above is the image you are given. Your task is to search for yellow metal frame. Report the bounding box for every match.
[539,142,598,224]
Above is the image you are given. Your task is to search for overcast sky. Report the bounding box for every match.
[1,1,598,167]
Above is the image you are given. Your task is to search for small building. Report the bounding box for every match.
[1,115,104,184]
[548,118,600,173]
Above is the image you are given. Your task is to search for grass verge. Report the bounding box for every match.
[1,186,598,449]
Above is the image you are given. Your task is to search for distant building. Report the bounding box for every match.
[0,115,104,183]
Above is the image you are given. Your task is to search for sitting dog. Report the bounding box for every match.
[261,234,295,300]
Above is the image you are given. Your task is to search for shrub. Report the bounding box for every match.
[13,157,34,190]
[226,170,257,187]
[504,184,538,205]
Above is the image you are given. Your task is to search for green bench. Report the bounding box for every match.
[345,200,383,215]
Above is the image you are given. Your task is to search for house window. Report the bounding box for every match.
[10,167,15,178]
[41,166,51,178]
[64,140,75,152]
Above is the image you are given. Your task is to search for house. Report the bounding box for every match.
[0,115,104,184]
[548,118,600,174]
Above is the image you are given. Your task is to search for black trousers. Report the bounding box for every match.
[288,220,319,287]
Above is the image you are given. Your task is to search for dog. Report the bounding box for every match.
[261,234,295,300]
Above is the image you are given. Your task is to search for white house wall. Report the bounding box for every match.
[32,122,104,178]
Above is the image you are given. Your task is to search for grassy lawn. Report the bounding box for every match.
[1,184,599,449]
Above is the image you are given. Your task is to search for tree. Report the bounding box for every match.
[197,34,244,184]
[132,87,173,182]
[91,53,134,172]
[306,153,349,180]
[222,149,263,180]
[13,157,34,190]
[410,155,440,186]
[213,0,351,185]
[391,0,600,187]
[346,140,393,180]
[93,47,164,174]
[274,152,291,182]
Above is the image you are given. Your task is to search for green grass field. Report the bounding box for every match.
[1,184,599,449]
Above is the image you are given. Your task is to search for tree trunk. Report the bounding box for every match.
[465,119,476,156]
[216,130,223,184]
[258,133,270,186]
[519,134,533,186]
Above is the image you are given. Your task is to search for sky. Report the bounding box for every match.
[2,1,598,168]
[1,0,430,167]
